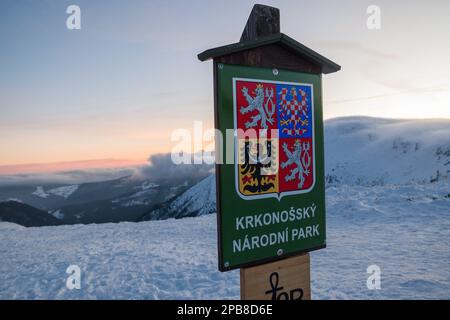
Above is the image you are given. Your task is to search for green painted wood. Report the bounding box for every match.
[215,64,326,271]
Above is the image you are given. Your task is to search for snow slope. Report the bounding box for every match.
[32,186,49,199]
[47,185,79,199]
[0,180,449,299]
[140,175,216,221]
[325,117,450,185]
[31,185,79,199]
[0,222,25,231]
[168,175,216,217]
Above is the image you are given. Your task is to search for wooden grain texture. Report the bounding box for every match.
[215,43,322,74]
[240,4,280,42]
[240,254,311,300]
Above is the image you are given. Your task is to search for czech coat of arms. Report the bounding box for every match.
[233,78,315,200]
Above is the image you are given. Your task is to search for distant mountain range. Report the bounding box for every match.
[0,201,62,227]
[0,175,205,226]
[1,117,449,227]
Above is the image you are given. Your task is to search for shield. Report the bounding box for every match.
[234,78,315,200]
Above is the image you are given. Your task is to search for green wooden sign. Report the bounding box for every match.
[215,63,326,271]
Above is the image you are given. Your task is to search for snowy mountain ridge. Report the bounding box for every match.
[1,117,448,224]
[324,117,450,185]
[139,175,216,221]
[141,117,449,221]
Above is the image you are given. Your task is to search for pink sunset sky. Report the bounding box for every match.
[1,0,450,174]
[0,159,146,175]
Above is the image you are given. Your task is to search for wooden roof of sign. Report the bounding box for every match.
[198,4,341,75]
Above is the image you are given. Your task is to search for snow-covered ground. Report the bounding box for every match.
[1,180,448,299]
[313,182,450,299]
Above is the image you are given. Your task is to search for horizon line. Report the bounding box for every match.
[1,115,449,175]
[0,158,147,175]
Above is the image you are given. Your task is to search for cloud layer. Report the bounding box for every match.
[0,153,214,186]
[137,153,214,182]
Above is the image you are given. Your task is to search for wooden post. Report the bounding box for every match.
[241,254,311,300]
[240,4,280,42]
[198,4,340,300]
